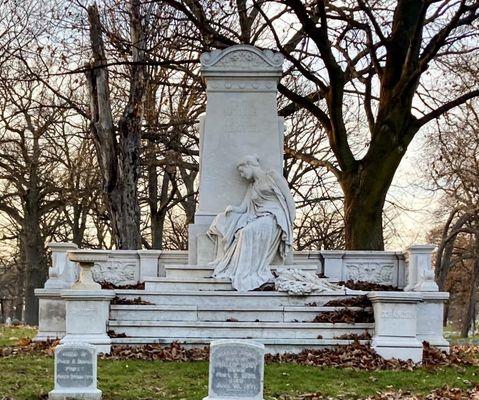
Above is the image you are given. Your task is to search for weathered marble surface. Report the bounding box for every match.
[34,289,66,341]
[45,243,79,289]
[189,45,285,265]
[275,269,344,295]
[61,290,115,354]
[208,155,295,291]
[49,342,101,400]
[405,244,438,292]
[417,292,450,352]
[322,250,406,287]
[368,292,423,362]
[204,339,264,400]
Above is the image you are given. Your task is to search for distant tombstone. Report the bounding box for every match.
[49,342,102,400]
[204,340,265,400]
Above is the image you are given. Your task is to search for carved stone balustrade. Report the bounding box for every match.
[322,250,407,287]
[405,244,438,292]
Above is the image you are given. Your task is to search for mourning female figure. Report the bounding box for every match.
[207,155,296,291]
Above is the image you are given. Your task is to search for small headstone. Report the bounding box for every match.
[49,342,102,400]
[204,340,265,400]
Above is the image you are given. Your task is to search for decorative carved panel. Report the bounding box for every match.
[345,262,396,285]
[92,261,138,286]
[201,46,283,71]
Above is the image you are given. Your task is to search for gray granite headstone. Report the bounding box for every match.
[49,342,102,400]
[204,340,265,400]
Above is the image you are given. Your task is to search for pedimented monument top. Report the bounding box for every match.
[200,44,283,76]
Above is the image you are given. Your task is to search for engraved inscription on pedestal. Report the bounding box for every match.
[205,340,264,400]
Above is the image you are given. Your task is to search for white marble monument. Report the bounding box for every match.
[204,340,265,400]
[189,45,285,265]
[208,155,295,291]
[35,44,450,358]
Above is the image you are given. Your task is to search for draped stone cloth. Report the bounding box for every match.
[208,170,295,291]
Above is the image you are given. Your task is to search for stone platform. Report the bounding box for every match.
[35,244,449,362]
[108,264,372,352]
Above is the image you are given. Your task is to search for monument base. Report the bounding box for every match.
[49,389,102,400]
[203,397,264,400]
[34,289,66,342]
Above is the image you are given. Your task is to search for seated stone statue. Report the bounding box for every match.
[207,155,296,291]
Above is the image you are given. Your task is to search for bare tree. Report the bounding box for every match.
[162,0,479,250]
[427,101,479,337]
[85,1,147,249]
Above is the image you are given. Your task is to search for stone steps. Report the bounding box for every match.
[114,289,360,307]
[108,320,374,340]
[109,337,370,353]
[163,263,319,279]
[144,277,233,291]
[110,304,370,323]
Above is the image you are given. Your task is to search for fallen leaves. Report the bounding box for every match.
[266,342,414,370]
[111,296,153,305]
[334,331,372,340]
[311,308,374,323]
[365,385,479,399]
[324,295,372,308]
[1,337,60,358]
[107,330,129,338]
[104,341,209,361]
[338,280,402,292]
[3,335,478,377]
[100,281,145,290]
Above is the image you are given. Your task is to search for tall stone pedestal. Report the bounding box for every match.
[417,292,450,352]
[61,290,115,354]
[368,292,423,363]
[188,45,285,265]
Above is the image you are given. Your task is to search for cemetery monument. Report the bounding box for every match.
[35,44,450,363]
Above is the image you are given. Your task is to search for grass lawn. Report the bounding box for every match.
[0,325,37,346]
[1,326,478,399]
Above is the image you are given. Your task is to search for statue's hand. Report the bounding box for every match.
[225,205,239,214]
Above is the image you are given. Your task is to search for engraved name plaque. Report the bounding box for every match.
[204,340,265,400]
[56,346,94,387]
[49,342,101,400]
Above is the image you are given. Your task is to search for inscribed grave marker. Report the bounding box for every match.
[204,340,264,400]
[49,342,101,400]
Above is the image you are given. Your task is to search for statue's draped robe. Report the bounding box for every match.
[208,170,295,291]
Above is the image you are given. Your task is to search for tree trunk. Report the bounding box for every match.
[86,3,145,249]
[460,238,479,338]
[148,163,167,250]
[14,244,25,321]
[343,186,385,250]
[340,153,402,250]
[22,205,46,325]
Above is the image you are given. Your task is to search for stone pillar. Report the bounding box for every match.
[34,289,66,341]
[138,250,163,280]
[45,242,79,289]
[188,44,284,265]
[405,244,437,292]
[61,250,115,354]
[417,292,450,352]
[34,242,79,342]
[321,251,344,282]
[368,292,423,363]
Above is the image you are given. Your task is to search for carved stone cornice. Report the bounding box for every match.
[200,45,283,78]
